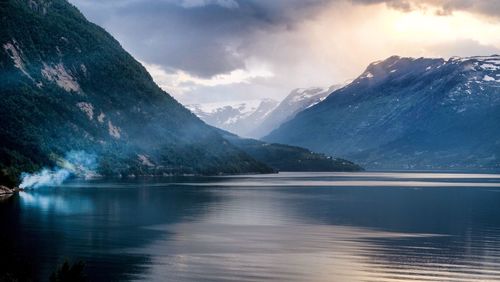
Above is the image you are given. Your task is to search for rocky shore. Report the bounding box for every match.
[0,186,24,201]
[0,185,14,194]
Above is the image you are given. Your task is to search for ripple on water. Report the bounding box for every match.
[4,171,500,281]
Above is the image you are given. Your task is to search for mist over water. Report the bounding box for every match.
[19,151,97,189]
[3,172,500,281]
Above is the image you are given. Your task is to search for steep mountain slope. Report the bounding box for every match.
[0,0,272,186]
[187,99,278,137]
[265,55,500,170]
[250,85,339,138]
[217,130,363,172]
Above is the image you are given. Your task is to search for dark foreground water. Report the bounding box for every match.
[1,172,500,281]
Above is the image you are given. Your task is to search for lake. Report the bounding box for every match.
[1,172,500,281]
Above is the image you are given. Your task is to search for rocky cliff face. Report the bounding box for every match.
[0,0,272,186]
[265,55,500,170]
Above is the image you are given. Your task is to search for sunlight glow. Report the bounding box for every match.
[295,2,500,84]
[142,60,274,96]
[390,9,500,46]
[142,1,500,102]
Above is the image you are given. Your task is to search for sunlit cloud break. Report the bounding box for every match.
[70,0,500,104]
[143,61,274,98]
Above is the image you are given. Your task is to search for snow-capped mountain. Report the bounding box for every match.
[187,99,279,137]
[265,55,500,170]
[250,85,341,138]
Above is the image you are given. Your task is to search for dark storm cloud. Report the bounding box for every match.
[71,0,331,78]
[70,0,498,79]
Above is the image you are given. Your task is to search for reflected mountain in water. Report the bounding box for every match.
[1,172,500,281]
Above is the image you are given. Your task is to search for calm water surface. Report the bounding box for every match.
[1,172,500,281]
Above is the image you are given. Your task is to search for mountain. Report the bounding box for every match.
[187,86,339,138]
[187,99,278,137]
[250,85,339,138]
[265,55,500,170]
[0,0,274,186]
[217,129,363,172]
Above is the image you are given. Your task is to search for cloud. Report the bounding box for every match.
[69,0,500,104]
[350,0,500,19]
[429,39,500,58]
[179,0,239,9]
[142,59,273,99]
[429,0,500,18]
[70,0,331,78]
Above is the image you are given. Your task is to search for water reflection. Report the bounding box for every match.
[0,172,499,281]
[19,191,93,214]
[131,173,500,281]
[136,223,455,282]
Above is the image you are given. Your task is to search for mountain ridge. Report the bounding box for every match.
[0,0,274,186]
[187,98,279,137]
[214,128,363,172]
[250,85,340,138]
[187,85,338,138]
[265,54,500,170]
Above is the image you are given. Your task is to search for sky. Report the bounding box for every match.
[69,0,500,105]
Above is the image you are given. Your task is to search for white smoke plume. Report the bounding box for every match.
[19,151,97,189]
[19,169,71,189]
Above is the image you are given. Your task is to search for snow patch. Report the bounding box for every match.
[306,96,328,109]
[186,98,279,136]
[483,75,496,82]
[41,63,80,92]
[108,121,121,139]
[187,99,278,126]
[480,63,500,71]
[188,100,262,115]
[463,63,476,71]
[486,59,500,65]
[290,87,331,103]
[76,102,94,120]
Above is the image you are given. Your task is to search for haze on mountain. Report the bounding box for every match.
[0,0,362,187]
[265,55,500,170]
[187,86,337,138]
[249,85,341,138]
[0,0,276,187]
[187,99,279,137]
[64,0,500,173]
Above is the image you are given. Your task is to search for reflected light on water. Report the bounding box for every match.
[19,191,93,214]
[174,180,500,188]
[3,172,500,281]
[133,223,460,282]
